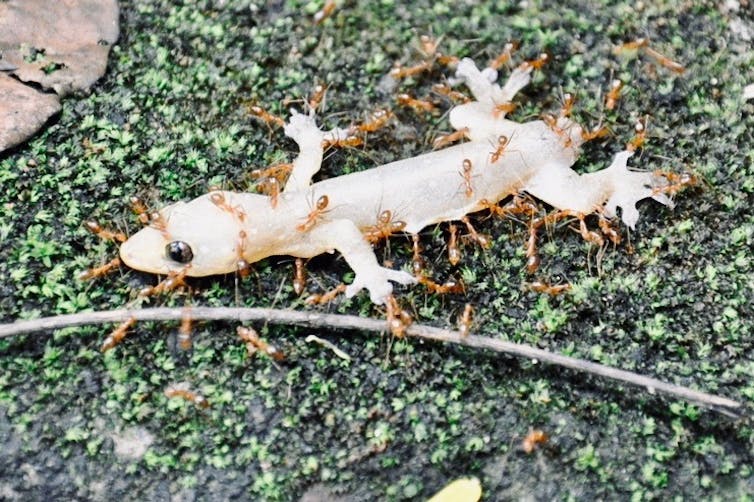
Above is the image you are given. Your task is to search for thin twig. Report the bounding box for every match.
[0,307,744,417]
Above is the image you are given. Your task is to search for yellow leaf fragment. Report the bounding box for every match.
[427,477,482,502]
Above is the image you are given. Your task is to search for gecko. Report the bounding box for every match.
[117,56,678,305]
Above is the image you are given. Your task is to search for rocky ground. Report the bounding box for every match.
[1,0,753,500]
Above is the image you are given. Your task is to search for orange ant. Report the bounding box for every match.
[236,231,252,278]
[237,326,285,361]
[390,60,432,80]
[390,35,457,80]
[653,171,698,197]
[523,53,549,70]
[178,308,193,351]
[296,195,330,232]
[101,317,136,352]
[164,383,210,409]
[493,101,517,118]
[385,295,412,338]
[626,116,648,152]
[448,223,461,265]
[308,83,328,110]
[522,429,549,453]
[355,109,393,134]
[431,83,471,104]
[542,113,574,147]
[416,276,465,295]
[481,194,539,220]
[84,220,126,243]
[580,124,610,142]
[138,266,190,297]
[250,162,292,184]
[458,304,473,338]
[411,235,465,294]
[433,127,469,149]
[524,280,571,296]
[396,93,437,114]
[322,134,364,149]
[460,159,474,198]
[364,210,407,244]
[490,135,510,164]
[247,104,286,128]
[257,177,281,208]
[559,92,576,118]
[542,113,563,133]
[597,216,622,245]
[313,0,336,24]
[418,34,441,59]
[130,196,151,225]
[293,258,306,295]
[79,257,122,281]
[421,35,458,67]
[488,41,519,70]
[411,234,426,275]
[461,216,492,249]
[210,191,246,221]
[605,79,623,111]
[615,38,685,74]
[305,283,347,304]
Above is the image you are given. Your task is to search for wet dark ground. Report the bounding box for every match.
[1,0,754,500]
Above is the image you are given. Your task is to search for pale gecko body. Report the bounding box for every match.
[119,57,672,304]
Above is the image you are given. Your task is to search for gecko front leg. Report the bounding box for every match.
[283,110,356,193]
[291,219,415,304]
[283,110,326,192]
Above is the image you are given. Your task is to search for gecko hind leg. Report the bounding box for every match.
[448,58,534,141]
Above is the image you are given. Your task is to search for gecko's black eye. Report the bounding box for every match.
[165,241,193,263]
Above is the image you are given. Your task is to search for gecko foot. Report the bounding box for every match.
[345,267,416,305]
[284,109,324,148]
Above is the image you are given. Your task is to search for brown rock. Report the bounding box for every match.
[0,73,61,151]
[0,0,119,152]
[0,0,120,96]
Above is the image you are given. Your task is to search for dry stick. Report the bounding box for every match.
[0,307,743,417]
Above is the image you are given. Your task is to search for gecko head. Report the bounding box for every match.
[119,191,267,277]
